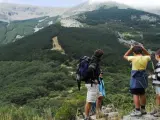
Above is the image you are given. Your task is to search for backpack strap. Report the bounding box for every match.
[91,69,94,87]
[90,64,100,87]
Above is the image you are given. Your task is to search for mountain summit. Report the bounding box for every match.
[62,1,130,18]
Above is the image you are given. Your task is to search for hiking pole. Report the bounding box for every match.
[77,80,81,91]
[151,60,155,71]
[150,60,155,89]
[149,53,156,88]
[76,74,81,91]
[79,109,85,119]
[76,108,85,119]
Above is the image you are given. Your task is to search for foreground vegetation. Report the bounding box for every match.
[0,60,156,119]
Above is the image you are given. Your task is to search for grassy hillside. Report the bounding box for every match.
[77,7,160,25]
[76,7,160,52]
[0,24,69,62]
[0,60,84,120]
[0,23,127,65]
[58,27,126,65]
[0,61,155,119]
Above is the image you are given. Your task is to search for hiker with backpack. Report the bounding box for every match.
[150,49,160,117]
[124,45,151,116]
[78,49,104,120]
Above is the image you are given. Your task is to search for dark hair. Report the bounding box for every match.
[94,49,104,58]
[156,49,160,56]
[132,46,143,54]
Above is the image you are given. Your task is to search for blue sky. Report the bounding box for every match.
[0,0,160,7]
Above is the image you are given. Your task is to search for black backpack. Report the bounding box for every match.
[76,56,91,91]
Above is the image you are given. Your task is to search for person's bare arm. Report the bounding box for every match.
[142,46,150,56]
[123,47,133,60]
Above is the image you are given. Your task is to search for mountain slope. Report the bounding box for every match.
[135,7,160,15]
[74,7,160,51]
[0,23,126,64]
[77,7,160,25]
[0,24,69,61]
[0,16,58,44]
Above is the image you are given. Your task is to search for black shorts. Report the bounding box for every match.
[130,88,145,95]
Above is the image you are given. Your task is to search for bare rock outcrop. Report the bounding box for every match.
[76,105,120,120]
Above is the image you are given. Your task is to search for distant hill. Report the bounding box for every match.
[0,3,68,21]
[0,24,69,62]
[77,7,160,25]
[0,16,58,44]
[75,7,160,50]
[0,23,125,64]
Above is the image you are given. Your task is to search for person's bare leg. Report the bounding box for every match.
[96,96,103,110]
[130,95,141,116]
[140,94,146,106]
[155,95,160,111]
[156,95,160,106]
[85,102,91,118]
[140,94,147,114]
[133,95,140,109]
[96,96,104,118]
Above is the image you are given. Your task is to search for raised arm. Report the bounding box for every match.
[141,46,150,56]
[123,46,133,60]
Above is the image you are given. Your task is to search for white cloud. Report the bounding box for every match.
[0,0,16,3]
[89,0,160,8]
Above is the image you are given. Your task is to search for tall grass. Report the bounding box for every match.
[0,105,54,120]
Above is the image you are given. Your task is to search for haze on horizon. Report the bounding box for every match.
[0,0,160,8]
[89,0,160,8]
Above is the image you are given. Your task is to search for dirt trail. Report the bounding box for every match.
[51,36,65,54]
